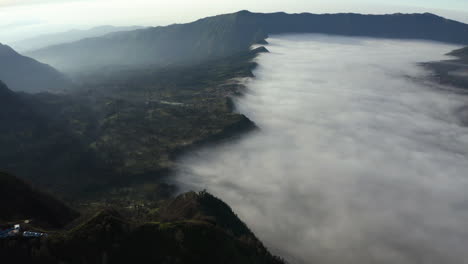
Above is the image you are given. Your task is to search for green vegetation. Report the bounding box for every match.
[0,28,274,262]
[0,48,265,198]
[0,171,78,228]
[83,50,259,177]
[0,81,108,194]
[159,191,256,239]
[4,10,468,262]
[0,182,284,264]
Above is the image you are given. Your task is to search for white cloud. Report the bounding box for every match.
[175,35,468,264]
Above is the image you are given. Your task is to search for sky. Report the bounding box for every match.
[0,0,467,43]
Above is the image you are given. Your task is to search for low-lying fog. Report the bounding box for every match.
[175,34,468,264]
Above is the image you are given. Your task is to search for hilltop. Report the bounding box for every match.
[0,180,284,264]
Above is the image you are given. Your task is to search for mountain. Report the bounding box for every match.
[27,11,468,73]
[448,46,468,61]
[0,191,284,264]
[0,43,71,93]
[248,11,468,42]
[27,11,267,73]
[0,80,109,192]
[0,171,78,228]
[159,191,256,238]
[11,25,144,52]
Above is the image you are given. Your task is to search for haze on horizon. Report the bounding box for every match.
[1,0,468,43]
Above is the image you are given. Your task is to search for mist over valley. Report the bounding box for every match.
[1,4,468,263]
[176,34,468,264]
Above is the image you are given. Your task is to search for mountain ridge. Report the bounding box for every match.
[11,25,144,52]
[0,43,71,93]
[0,178,284,264]
[27,10,468,73]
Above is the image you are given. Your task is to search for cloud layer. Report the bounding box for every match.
[175,34,468,264]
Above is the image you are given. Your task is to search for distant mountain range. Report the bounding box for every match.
[27,10,468,73]
[0,43,71,93]
[11,25,144,52]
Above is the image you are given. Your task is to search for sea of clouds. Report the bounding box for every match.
[175,34,468,264]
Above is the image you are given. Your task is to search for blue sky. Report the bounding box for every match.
[1,0,467,43]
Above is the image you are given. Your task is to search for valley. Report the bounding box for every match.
[1,9,468,264]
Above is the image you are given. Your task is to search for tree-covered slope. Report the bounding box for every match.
[0,192,284,264]
[27,11,468,73]
[0,171,78,228]
[0,81,108,192]
[27,12,267,72]
[0,44,71,93]
[159,191,255,238]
